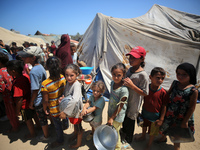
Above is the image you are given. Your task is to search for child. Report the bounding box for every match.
[17,46,48,141]
[135,67,168,150]
[70,43,78,64]
[6,60,36,138]
[0,52,20,132]
[160,63,198,150]
[107,63,129,150]
[81,80,106,141]
[121,46,149,144]
[59,64,83,148]
[41,56,66,148]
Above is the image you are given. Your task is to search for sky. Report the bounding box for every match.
[1,0,200,36]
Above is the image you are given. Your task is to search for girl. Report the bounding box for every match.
[121,46,149,144]
[41,56,66,147]
[81,80,106,141]
[160,62,198,150]
[107,63,129,150]
[59,64,83,148]
[0,52,20,132]
[6,60,36,139]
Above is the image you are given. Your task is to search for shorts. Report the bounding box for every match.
[35,104,48,126]
[21,109,35,122]
[90,121,102,129]
[69,117,82,125]
[143,119,159,136]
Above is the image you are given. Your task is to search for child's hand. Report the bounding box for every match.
[155,119,163,127]
[58,95,64,103]
[123,77,134,88]
[59,111,67,119]
[181,122,188,128]
[107,118,114,126]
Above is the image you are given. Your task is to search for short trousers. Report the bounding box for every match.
[90,121,102,129]
[35,104,48,126]
[69,117,82,125]
[143,118,159,136]
[21,109,35,122]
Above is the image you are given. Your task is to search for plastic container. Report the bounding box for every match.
[80,66,94,75]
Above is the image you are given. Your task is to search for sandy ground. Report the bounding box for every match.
[0,102,200,150]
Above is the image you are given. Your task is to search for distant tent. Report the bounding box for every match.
[35,30,43,35]
[77,4,200,92]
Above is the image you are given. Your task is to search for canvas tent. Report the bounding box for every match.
[0,27,46,47]
[77,4,200,92]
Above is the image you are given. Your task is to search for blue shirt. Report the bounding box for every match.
[30,64,46,106]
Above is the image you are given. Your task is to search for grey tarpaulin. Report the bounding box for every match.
[77,4,200,92]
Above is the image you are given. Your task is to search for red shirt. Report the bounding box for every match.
[12,75,31,109]
[143,86,168,113]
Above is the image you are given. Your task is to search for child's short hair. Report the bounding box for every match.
[0,52,9,65]
[64,64,81,75]
[91,80,106,94]
[46,56,61,79]
[150,67,166,76]
[70,43,76,48]
[6,60,24,74]
[111,63,127,75]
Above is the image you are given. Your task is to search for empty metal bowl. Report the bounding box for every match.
[93,124,118,150]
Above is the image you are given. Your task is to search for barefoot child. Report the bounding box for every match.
[136,67,168,150]
[0,52,20,132]
[59,64,83,148]
[81,80,106,141]
[41,56,66,147]
[107,63,129,150]
[6,60,36,139]
[160,63,198,150]
[121,46,149,144]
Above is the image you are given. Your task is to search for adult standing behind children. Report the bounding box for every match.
[17,46,48,141]
[121,46,149,144]
[135,67,168,150]
[56,34,73,74]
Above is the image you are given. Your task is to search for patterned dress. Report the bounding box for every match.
[160,80,197,134]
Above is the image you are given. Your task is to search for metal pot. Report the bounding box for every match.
[82,112,94,122]
[93,124,118,150]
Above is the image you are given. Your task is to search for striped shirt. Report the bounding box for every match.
[41,74,66,117]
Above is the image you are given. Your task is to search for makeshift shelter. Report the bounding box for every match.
[77,4,200,92]
[0,27,46,47]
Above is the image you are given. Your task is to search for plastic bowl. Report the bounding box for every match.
[85,79,92,84]
[80,66,94,75]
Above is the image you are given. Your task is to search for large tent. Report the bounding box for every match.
[0,27,46,47]
[77,4,200,92]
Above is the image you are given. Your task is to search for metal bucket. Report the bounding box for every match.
[93,124,118,150]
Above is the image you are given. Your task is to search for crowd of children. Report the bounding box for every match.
[0,43,198,150]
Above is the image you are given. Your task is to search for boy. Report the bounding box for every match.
[135,67,168,150]
[6,60,35,138]
[17,46,49,141]
[70,43,77,64]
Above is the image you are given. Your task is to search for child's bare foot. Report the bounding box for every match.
[135,136,146,142]
[69,143,81,149]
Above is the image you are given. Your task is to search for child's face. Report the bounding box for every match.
[176,69,190,84]
[150,72,165,87]
[128,55,143,67]
[92,86,102,99]
[65,69,78,85]
[112,68,124,84]
[7,68,15,77]
[71,47,76,55]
